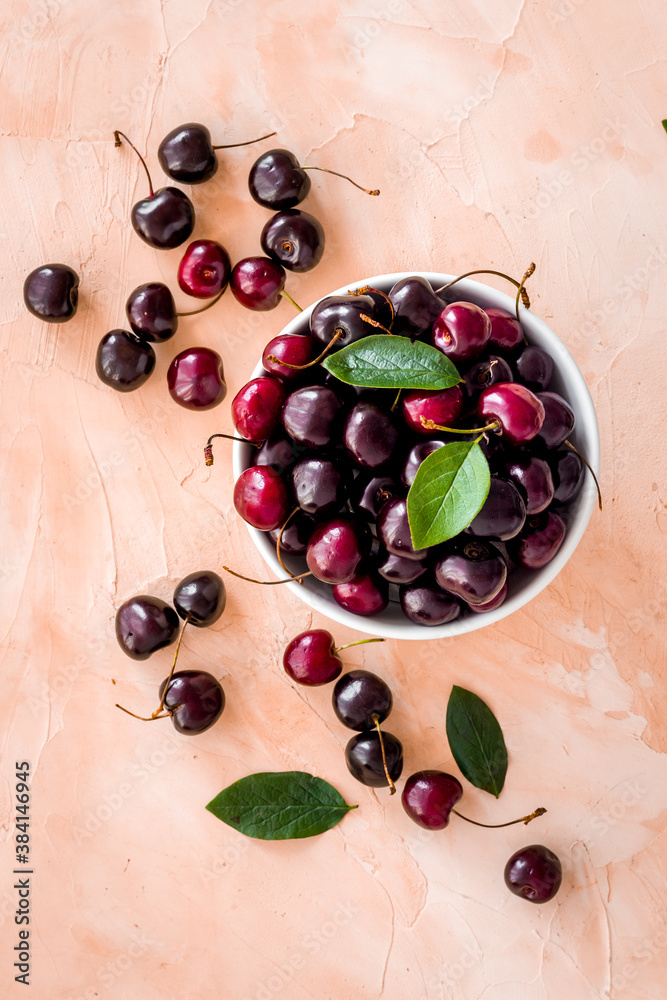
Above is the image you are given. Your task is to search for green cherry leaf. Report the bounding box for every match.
[446,686,508,797]
[322,334,461,390]
[406,440,490,549]
[205,771,357,840]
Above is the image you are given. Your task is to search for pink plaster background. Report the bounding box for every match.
[1,1,666,998]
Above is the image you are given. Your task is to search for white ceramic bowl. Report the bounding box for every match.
[232,272,600,639]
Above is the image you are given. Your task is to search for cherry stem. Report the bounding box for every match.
[223,566,313,585]
[177,290,224,316]
[435,269,523,296]
[280,289,303,312]
[391,388,402,412]
[452,806,547,829]
[276,507,301,581]
[114,130,154,198]
[115,705,172,722]
[302,165,380,197]
[371,714,396,794]
[212,131,277,149]
[204,433,259,466]
[515,262,536,322]
[114,615,191,723]
[420,416,501,435]
[333,638,385,653]
[564,439,602,511]
[266,329,342,371]
[360,313,393,335]
[348,285,395,325]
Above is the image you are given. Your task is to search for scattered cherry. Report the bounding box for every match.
[96,330,156,392]
[178,240,231,299]
[504,845,562,903]
[158,122,276,185]
[345,730,403,788]
[24,264,79,323]
[332,669,392,730]
[126,282,177,342]
[261,209,325,272]
[230,256,293,311]
[167,347,227,410]
[173,571,226,627]
[402,771,463,829]
[159,669,225,734]
[115,596,179,659]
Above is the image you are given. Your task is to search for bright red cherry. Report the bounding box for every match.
[504,845,562,903]
[306,517,370,584]
[230,256,286,310]
[485,307,524,352]
[167,347,226,410]
[332,573,388,616]
[233,466,289,531]
[432,301,491,362]
[262,334,318,380]
[402,771,463,829]
[177,240,231,298]
[477,382,545,445]
[402,386,464,434]
[283,630,342,686]
[231,377,286,442]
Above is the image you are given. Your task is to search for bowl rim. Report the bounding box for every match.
[231,271,600,640]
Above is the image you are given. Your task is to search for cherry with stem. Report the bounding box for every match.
[265,329,343,371]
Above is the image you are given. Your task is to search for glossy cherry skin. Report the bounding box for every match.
[310,294,381,349]
[536,392,575,449]
[173,571,226,627]
[351,474,403,520]
[177,240,231,298]
[291,457,347,516]
[401,440,447,487]
[377,551,427,585]
[283,629,342,686]
[332,669,392,730]
[515,346,553,392]
[432,301,492,363]
[344,402,398,468]
[131,187,195,250]
[96,331,156,392]
[504,845,562,903]
[485,307,524,352]
[262,334,318,380]
[467,580,508,613]
[345,730,403,787]
[388,276,445,337]
[167,347,226,410]
[230,256,286,310]
[466,477,526,540]
[306,517,369,584]
[400,583,461,625]
[377,498,428,561]
[248,148,311,209]
[463,355,513,402]
[158,123,217,184]
[232,377,286,442]
[115,596,179,660]
[332,573,388,617]
[254,433,299,475]
[261,209,325,272]
[126,282,177,342]
[550,449,584,504]
[160,670,225,735]
[24,264,79,323]
[434,541,507,606]
[402,386,464,434]
[269,511,317,555]
[503,453,554,515]
[402,771,463,829]
[233,466,290,531]
[282,385,342,448]
[508,511,566,570]
[478,382,545,445]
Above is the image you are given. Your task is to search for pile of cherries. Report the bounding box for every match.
[228,273,588,625]
[283,627,562,903]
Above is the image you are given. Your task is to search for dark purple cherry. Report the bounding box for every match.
[536,392,575,449]
[160,670,225,734]
[126,282,177,342]
[503,453,554,514]
[115,596,179,660]
[291,456,348,516]
[434,541,507,606]
[96,330,156,392]
[232,377,287,442]
[283,629,342,686]
[254,433,298,474]
[332,669,392,730]
[478,383,545,444]
[233,466,290,531]
[343,402,398,468]
[467,580,508,613]
[402,771,463,828]
[24,264,79,323]
[550,449,584,504]
[466,477,526,540]
[262,334,318,380]
[402,386,464,435]
[377,498,428,561]
[356,287,394,328]
[177,240,231,298]
[377,551,427,584]
[173,571,226,627]
[388,276,445,338]
[167,347,226,410]
[400,582,461,625]
[514,345,553,392]
[282,385,342,448]
[306,516,369,584]
[508,511,566,570]
[463,355,513,402]
[504,845,562,903]
[345,730,403,786]
[249,149,311,209]
[158,123,218,184]
[230,256,286,311]
[310,294,381,349]
[260,209,325,272]
[332,573,388,617]
[351,474,403,520]
[269,510,317,554]
[401,439,447,487]
[432,301,491,362]
[485,307,524,352]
